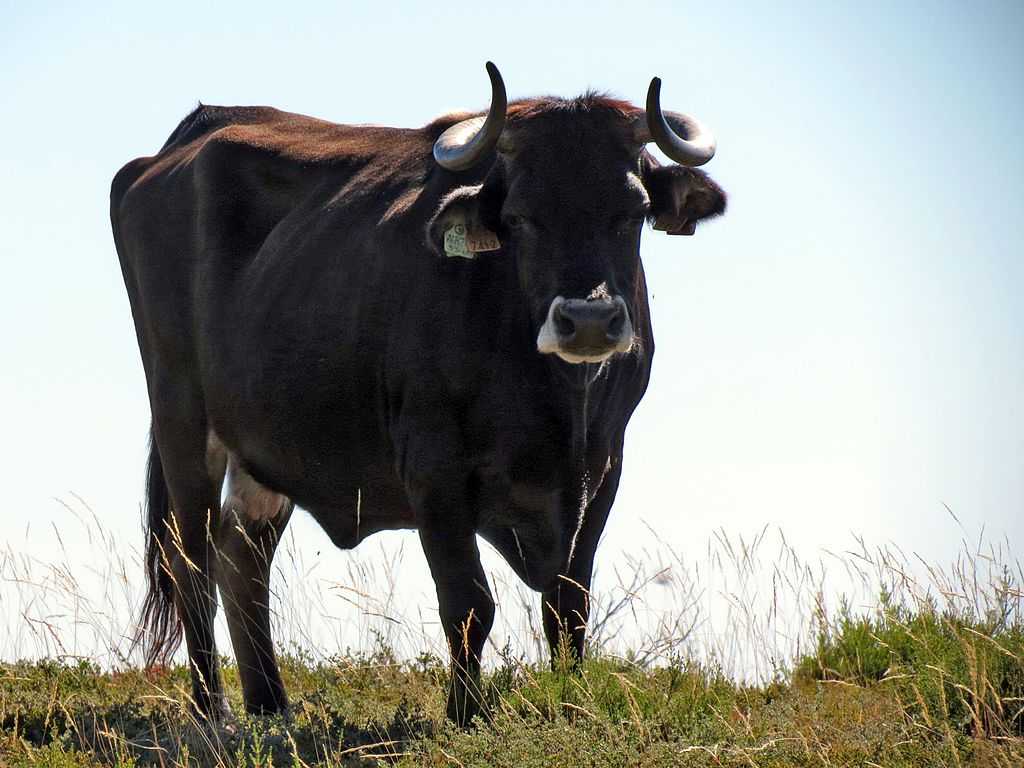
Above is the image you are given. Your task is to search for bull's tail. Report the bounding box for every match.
[134,425,182,667]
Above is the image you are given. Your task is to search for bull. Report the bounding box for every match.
[110,63,726,724]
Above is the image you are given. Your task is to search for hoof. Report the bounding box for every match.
[446,681,487,728]
[244,697,290,717]
[191,691,232,723]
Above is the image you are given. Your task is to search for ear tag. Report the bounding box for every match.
[444,224,502,257]
[466,227,501,253]
[444,224,474,258]
[653,213,695,236]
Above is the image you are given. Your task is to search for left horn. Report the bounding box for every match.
[433,62,508,171]
[634,77,717,167]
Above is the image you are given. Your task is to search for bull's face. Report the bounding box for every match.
[498,123,649,365]
[428,65,726,366]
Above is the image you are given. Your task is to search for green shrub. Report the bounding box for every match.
[795,595,1024,737]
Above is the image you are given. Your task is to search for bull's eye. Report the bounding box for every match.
[504,214,536,234]
[615,214,647,236]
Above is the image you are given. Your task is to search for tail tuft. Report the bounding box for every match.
[133,426,182,667]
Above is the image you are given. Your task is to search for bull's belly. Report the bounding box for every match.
[204,355,609,572]
[211,429,604,585]
[206,412,412,550]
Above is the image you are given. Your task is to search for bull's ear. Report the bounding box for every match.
[427,182,505,258]
[642,162,727,236]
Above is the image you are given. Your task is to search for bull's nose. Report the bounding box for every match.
[552,298,628,346]
[537,295,634,363]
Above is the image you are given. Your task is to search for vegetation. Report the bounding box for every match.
[1,633,1021,767]
[2,511,1021,766]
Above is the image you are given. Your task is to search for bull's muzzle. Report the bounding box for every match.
[536,296,634,364]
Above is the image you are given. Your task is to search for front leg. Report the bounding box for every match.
[399,407,496,725]
[419,526,495,726]
[542,454,622,667]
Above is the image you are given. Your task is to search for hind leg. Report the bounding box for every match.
[215,454,293,714]
[151,385,228,718]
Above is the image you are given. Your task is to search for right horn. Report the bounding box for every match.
[432,62,508,171]
[634,77,717,167]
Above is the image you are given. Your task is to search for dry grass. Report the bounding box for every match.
[1,496,1021,766]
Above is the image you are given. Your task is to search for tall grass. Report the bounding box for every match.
[1,495,1021,766]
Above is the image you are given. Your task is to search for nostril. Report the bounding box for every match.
[552,305,576,339]
[607,306,626,338]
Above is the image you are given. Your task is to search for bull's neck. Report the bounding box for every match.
[563,363,604,463]
[570,380,589,460]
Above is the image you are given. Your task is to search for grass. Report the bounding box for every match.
[2,645,1021,766]
[1,503,1021,766]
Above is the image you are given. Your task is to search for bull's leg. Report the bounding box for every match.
[419,528,495,726]
[542,455,623,668]
[169,517,225,718]
[216,499,293,715]
[153,410,227,718]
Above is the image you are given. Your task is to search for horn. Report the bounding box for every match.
[634,77,717,167]
[433,62,508,171]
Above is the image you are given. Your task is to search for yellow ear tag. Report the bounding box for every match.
[444,224,473,258]
[466,227,501,253]
[445,223,501,257]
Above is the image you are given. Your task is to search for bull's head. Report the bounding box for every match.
[428,63,726,366]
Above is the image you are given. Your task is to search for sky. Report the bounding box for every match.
[1,1,1021,664]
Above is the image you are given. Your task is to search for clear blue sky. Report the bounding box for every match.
[1,1,1021,658]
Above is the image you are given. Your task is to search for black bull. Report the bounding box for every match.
[110,63,726,724]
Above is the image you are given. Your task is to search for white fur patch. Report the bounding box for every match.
[535,297,567,356]
[205,429,228,480]
[625,172,651,207]
[223,452,288,523]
